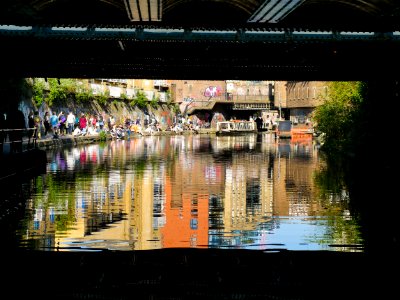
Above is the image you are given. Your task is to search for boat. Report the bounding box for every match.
[291,127,314,138]
[216,120,257,135]
[275,120,292,138]
[275,120,314,140]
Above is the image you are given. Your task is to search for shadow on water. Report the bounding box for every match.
[0,150,47,248]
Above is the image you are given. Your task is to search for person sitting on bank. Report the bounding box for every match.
[73,127,82,136]
[87,125,98,136]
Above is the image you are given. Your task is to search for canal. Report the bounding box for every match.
[2,132,398,300]
[4,132,363,252]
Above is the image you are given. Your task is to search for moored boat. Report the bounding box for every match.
[275,120,314,140]
[216,120,257,135]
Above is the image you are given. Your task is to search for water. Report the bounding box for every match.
[11,133,363,252]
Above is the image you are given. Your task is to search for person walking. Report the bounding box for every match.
[33,111,42,141]
[43,111,51,137]
[58,111,66,136]
[98,115,104,130]
[50,111,59,138]
[66,111,75,135]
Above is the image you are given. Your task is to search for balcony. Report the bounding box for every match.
[182,94,273,115]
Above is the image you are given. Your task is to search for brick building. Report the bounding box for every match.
[274,81,328,124]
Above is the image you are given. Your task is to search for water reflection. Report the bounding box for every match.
[16,133,363,252]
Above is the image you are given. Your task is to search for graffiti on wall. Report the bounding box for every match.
[204,86,223,98]
[159,111,173,127]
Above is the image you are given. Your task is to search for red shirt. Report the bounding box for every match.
[79,116,87,129]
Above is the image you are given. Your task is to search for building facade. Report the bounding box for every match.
[275,81,328,124]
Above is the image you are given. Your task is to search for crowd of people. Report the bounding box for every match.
[27,110,110,140]
[26,110,211,142]
[1,108,212,154]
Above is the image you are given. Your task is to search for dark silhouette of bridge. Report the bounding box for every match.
[1,2,399,300]
[2,24,400,80]
[1,1,400,80]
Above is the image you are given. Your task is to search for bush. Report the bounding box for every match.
[32,78,46,107]
[75,91,93,104]
[99,130,108,141]
[313,81,366,152]
[150,97,159,109]
[130,91,148,109]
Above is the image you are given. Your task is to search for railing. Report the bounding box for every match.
[0,128,37,154]
[227,95,272,102]
[232,103,271,110]
[185,96,273,114]
[3,25,399,43]
[216,121,256,132]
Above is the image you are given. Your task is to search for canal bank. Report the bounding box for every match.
[34,127,216,150]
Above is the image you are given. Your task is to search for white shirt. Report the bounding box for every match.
[67,113,75,124]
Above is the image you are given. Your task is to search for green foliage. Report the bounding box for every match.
[130,90,148,109]
[47,78,79,105]
[29,79,174,116]
[165,94,178,113]
[313,152,348,197]
[311,152,363,246]
[96,90,110,106]
[31,78,94,106]
[32,78,46,107]
[150,97,159,109]
[75,90,93,104]
[99,130,108,141]
[169,102,180,113]
[120,93,128,101]
[313,81,366,152]
[165,90,171,102]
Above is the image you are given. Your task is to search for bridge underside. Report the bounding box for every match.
[2,28,400,81]
[1,1,400,80]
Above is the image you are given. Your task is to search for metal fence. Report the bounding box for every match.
[0,128,37,154]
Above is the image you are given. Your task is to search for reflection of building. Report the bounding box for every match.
[25,136,326,251]
[223,153,274,233]
[161,141,223,248]
[162,189,209,248]
[273,140,320,216]
[130,169,163,250]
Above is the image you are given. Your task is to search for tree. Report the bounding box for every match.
[32,78,46,106]
[313,81,366,153]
